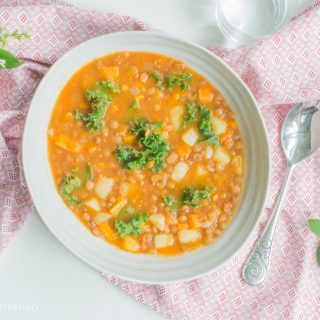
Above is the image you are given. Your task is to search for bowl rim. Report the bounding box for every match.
[22,31,270,284]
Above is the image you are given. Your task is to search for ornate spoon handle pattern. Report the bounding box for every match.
[243,166,294,285]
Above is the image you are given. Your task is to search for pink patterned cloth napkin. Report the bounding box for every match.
[1,0,320,319]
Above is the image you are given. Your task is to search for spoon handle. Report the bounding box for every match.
[242,165,294,285]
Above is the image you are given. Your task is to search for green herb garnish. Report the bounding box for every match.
[60,171,82,205]
[150,71,164,90]
[115,145,148,170]
[308,218,320,266]
[130,118,163,137]
[198,105,219,145]
[115,212,148,237]
[115,118,169,172]
[75,81,119,132]
[181,186,213,207]
[183,101,197,128]
[162,195,177,212]
[165,73,192,91]
[129,100,140,110]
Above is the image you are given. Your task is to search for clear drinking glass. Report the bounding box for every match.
[215,0,297,46]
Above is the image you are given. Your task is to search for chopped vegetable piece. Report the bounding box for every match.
[55,134,81,153]
[162,195,176,213]
[154,234,174,249]
[165,73,192,91]
[110,198,128,216]
[188,214,205,228]
[181,127,199,147]
[170,105,184,131]
[181,186,213,207]
[198,88,213,104]
[115,213,148,237]
[196,165,208,177]
[60,171,82,205]
[204,145,214,159]
[122,134,136,144]
[150,71,164,90]
[117,206,135,222]
[94,212,113,225]
[94,176,114,199]
[178,229,201,244]
[213,147,231,166]
[211,117,227,135]
[183,101,197,128]
[129,100,140,110]
[115,118,169,172]
[75,81,119,132]
[86,163,93,180]
[165,213,177,225]
[171,162,189,182]
[231,155,243,176]
[150,213,166,231]
[198,105,220,145]
[84,197,101,211]
[100,66,119,80]
[123,236,140,251]
[97,221,118,242]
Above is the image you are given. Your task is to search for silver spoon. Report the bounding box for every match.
[243,101,320,286]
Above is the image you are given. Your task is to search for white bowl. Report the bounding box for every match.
[23,32,270,284]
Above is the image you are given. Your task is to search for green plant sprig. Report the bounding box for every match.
[0,26,30,69]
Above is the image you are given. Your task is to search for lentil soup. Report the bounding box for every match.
[48,51,245,256]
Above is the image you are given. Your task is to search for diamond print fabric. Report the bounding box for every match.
[0,1,319,319]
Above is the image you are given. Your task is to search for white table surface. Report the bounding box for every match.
[0,1,315,319]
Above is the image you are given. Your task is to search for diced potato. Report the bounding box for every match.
[196,165,208,177]
[110,198,127,217]
[94,177,114,199]
[171,162,189,182]
[178,230,201,244]
[170,105,184,130]
[231,155,243,176]
[181,127,199,147]
[97,221,118,242]
[211,117,227,135]
[84,197,101,212]
[100,66,119,80]
[55,134,81,153]
[123,236,140,252]
[213,147,231,166]
[150,214,166,231]
[205,145,214,159]
[94,212,113,225]
[154,234,174,249]
[198,87,213,104]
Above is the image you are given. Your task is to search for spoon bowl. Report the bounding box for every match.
[282,102,320,165]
